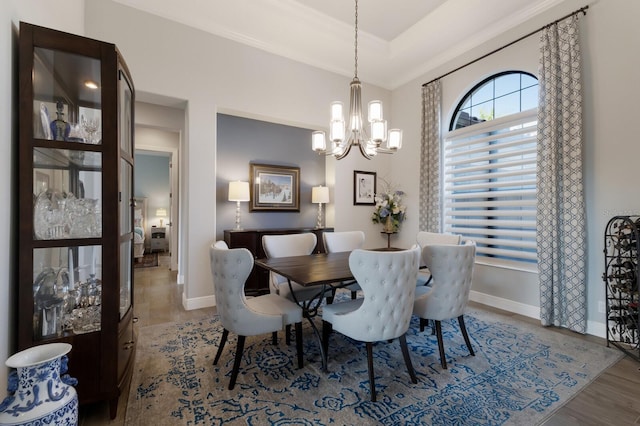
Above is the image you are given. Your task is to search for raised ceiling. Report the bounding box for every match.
[113,0,568,89]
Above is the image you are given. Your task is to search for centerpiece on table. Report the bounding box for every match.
[371,180,406,233]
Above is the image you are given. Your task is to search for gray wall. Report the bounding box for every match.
[215,114,326,240]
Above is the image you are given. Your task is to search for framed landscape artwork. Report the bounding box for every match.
[249,163,300,211]
[354,170,376,205]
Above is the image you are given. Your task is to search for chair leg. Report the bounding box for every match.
[366,342,376,402]
[272,331,278,345]
[322,320,332,362]
[295,322,304,369]
[419,318,427,332]
[458,315,475,356]
[399,334,418,384]
[326,288,336,305]
[285,324,291,345]
[229,335,246,390]
[435,320,447,369]
[213,328,229,365]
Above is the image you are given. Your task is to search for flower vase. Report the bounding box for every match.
[383,215,395,233]
[0,343,78,426]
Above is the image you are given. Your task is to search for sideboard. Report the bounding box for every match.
[224,227,334,295]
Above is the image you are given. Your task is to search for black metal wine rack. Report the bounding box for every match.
[603,215,640,361]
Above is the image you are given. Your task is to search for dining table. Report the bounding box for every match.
[254,251,354,371]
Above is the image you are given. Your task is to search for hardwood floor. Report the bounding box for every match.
[79,260,640,425]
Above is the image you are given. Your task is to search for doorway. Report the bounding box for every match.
[135,127,180,271]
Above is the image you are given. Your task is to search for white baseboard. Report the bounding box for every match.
[182,292,216,311]
[470,290,540,319]
[470,290,607,339]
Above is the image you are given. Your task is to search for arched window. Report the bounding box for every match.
[443,71,539,270]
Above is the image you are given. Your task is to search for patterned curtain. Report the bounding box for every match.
[537,15,586,333]
[420,80,441,232]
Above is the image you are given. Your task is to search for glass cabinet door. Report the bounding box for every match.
[33,245,102,340]
[33,148,102,240]
[33,47,102,144]
[120,159,133,318]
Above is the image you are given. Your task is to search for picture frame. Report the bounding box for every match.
[249,163,300,211]
[354,170,376,205]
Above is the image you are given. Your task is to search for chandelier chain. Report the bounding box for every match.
[354,0,358,78]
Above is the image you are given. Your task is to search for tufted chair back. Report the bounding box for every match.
[341,247,419,341]
[417,243,475,321]
[323,231,365,253]
[416,231,461,267]
[262,233,317,293]
[210,244,282,336]
[213,240,229,249]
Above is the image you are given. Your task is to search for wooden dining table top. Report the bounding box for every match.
[254,251,354,287]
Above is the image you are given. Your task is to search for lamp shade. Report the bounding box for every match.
[312,186,330,204]
[228,181,250,202]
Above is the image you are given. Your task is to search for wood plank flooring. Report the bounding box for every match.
[79,261,640,425]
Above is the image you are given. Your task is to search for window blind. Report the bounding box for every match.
[443,108,538,267]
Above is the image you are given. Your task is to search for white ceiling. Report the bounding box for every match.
[113,0,568,89]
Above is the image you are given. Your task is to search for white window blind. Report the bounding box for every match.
[443,108,537,268]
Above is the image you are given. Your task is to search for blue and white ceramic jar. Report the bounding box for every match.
[0,343,78,426]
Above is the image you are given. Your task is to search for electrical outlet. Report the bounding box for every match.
[598,301,606,314]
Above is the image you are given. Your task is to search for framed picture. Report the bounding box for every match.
[249,163,300,211]
[354,170,376,205]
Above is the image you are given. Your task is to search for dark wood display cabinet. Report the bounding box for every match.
[224,228,333,295]
[17,22,135,418]
[604,216,640,361]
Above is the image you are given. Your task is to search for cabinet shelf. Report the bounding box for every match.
[604,215,640,361]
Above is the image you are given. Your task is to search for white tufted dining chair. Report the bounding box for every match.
[210,242,304,390]
[321,246,420,402]
[415,231,462,286]
[322,231,365,299]
[413,242,476,369]
[263,233,334,303]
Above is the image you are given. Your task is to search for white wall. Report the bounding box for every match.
[391,0,640,335]
[1,0,85,401]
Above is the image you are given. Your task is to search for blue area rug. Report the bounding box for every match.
[125,303,621,425]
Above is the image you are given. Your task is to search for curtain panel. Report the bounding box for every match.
[537,15,586,333]
[420,81,442,232]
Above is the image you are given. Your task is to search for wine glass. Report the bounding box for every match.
[81,115,100,144]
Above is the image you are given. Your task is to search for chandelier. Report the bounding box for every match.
[312,0,402,160]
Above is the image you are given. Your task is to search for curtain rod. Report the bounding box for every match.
[422,5,589,87]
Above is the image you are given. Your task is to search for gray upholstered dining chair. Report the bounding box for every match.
[321,246,420,402]
[210,242,304,390]
[322,230,365,299]
[415,231,462,286]
[412,242,476,369]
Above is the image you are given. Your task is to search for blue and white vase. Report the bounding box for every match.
[0,343,78,426]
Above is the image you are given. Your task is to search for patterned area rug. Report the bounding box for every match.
[134,252,158,269]
[125,305,621,425]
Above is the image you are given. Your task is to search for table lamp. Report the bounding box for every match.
[312,185,330,229]
[228,181,250,230]
[156,208,167,227]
